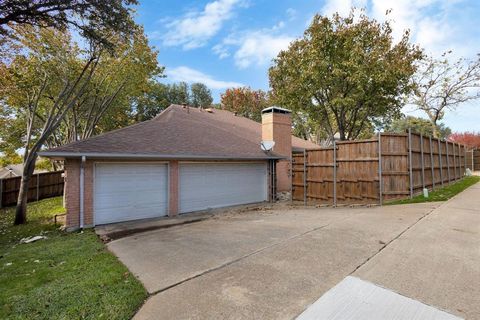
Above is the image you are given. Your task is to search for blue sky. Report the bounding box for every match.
[134,0,480,132]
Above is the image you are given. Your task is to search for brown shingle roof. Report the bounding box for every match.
[40,104,318,159]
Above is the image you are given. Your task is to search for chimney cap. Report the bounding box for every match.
[261,106,291,115]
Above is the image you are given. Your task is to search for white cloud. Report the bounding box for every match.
[166,66,243,89]
[322,0,367,16]
[162,0,244,50]
[370,0,437,42]
[213,24,294,69]
[232,32,294,68]
[212,44,230,59]
[321,0,467,57]
[286,8,297,21]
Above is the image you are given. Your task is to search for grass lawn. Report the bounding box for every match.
[0,197,147,320]
[387,175,480,205]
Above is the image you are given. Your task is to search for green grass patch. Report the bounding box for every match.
[0,197,147,320]
[387,176,480,205]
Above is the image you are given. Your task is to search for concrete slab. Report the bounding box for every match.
[296,276,462,320]
[354,183,480,319]
[127,203,439,319]
[108,207,356,293]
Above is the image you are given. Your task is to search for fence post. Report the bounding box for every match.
[461,143,464,176]
[446,141,451,183]
[430,136,435,190]
[473,149,475,171]
[0,179,3,209]
[303,150,307,206]
[408,129,413,199]
[438,139,443,187]
[453,142,457,181]
[420,134,425,190]
[333,140,337,207]
[378,133,382,205]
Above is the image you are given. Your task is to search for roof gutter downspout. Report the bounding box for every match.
[79,156,86,229]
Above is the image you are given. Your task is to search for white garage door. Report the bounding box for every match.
[179,162,267,214]
[94,163,168,225]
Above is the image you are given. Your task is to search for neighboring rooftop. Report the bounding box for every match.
[0,164,47,179]
[40,104,318,160]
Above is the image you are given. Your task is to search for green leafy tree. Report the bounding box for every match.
[47,27,162,147]
[0,26,101,224]
[220,87,269,122]
[0,151,22,167]
[0,0,137,49]
[131,81,170,122]
[168,82,190,105]
[411,52,480,138]
[191,82,213,108]
[1,1,142,225]
[269,11,423,141]
[388,116,451,139]
[132,81,214,121]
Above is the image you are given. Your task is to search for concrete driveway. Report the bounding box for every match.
[107,184,480,319]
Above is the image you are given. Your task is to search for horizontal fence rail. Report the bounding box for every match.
[0,171,64,208]
[292,133,467,206]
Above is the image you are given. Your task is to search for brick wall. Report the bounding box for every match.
[64,159,80,229]
[262,110,292,192]
[64,159,94,230]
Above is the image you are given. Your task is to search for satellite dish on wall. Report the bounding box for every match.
[260,140,275,152]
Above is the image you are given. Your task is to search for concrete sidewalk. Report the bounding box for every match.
[354,182,480,319]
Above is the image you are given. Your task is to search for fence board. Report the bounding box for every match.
[0,171,64,208]
[293,133,467,205]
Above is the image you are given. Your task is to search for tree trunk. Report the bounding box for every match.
[14,154,37,225]
[339,128,346,141]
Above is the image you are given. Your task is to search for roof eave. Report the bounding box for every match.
[38,151,285,161]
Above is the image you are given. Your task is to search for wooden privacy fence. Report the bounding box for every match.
[0,171,64,208]
[466,149,480,171]
[292,131,467,205]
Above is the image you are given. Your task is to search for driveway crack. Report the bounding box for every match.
[148,215,355,296]
[348,205,438,276]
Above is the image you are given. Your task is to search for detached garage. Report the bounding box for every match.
[40,104,317,230]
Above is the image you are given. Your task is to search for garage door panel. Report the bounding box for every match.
[94,163,168,225]
[179,163,267,213]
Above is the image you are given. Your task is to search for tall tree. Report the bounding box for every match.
[448,131,480,149]
[0,0,136,48]
[191,82,213,108]
[0,26,100,224]
[47,27,162,147]
[411,52,480,138]
[220,87,269,122]
[1,0,142,225]
[131,81,170,122]
[168,82,190,105]
[269,11,423,141]
[388,116,451,139]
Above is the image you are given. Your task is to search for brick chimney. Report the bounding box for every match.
[261,106,292,193]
